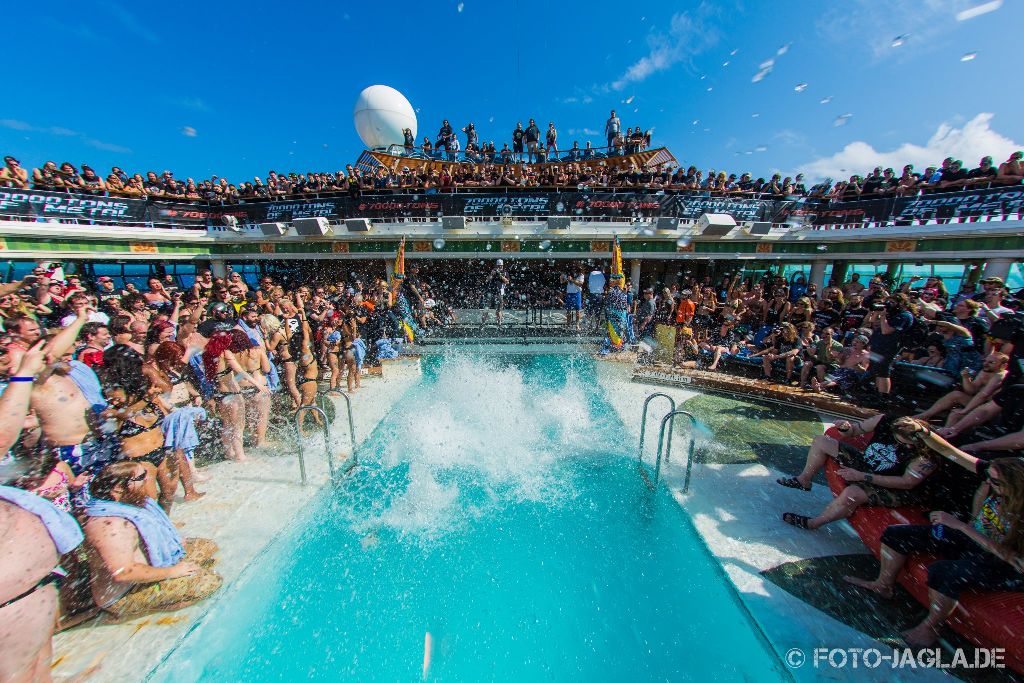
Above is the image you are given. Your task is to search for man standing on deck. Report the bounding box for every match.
[524,119,541,163]
[586,264,607,333]
[512,123,525,163]
[481,260,509,329]
[605,110,621,150]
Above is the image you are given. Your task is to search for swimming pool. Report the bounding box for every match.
[151,354,786,681]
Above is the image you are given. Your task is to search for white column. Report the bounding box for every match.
[629,259,642,293]
[210,259,227,279]
[981,258,1014,283]
[809,260,827,292]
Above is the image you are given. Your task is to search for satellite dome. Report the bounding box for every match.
[353,85,417,150]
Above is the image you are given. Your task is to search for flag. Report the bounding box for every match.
[610,235,625,288]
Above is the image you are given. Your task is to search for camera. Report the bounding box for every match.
[870,302,886,311]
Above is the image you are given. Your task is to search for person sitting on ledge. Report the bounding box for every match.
[844,440,1024,647]
[914,352,1009,426]
[777,415,939,531]
[83,461,221,618]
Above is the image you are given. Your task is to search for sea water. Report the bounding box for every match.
[150,353,785,681]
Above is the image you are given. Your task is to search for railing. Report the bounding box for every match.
[318,388,357,466]
[375,139,652,165]
[0,184,1021,232]
[292,405,334,486]
[637,393,676,472]
[638,407,698,492]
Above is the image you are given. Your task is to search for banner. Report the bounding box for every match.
[1,186,1017,231]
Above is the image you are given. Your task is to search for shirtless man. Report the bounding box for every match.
[915,353,1009,426]
[815,334,871,393]
[83,461,221,619]
[996,151,1023,185]
[1,342,83,683]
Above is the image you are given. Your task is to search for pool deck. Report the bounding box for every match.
[594,360,948,682]
[50,358,422,682]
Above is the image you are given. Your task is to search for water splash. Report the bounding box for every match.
[834,113,853,127]
[794,83,808,93]
[960,51,978,62]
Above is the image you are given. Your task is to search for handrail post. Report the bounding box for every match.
[321,389,358,466]
[638,393,676,467]
[293,405,334,483]
[651,410,697,491]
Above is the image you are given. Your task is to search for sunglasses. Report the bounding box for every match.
[128,471,147,483]
[989,475,1004,489]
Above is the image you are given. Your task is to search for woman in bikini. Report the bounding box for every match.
[150,341,206,499]
[230,329,272,448]
[202,331,268,463]
[104,384,178,512]
[339,307,361,394]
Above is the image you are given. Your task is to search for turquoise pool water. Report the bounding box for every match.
[152,354,785,681]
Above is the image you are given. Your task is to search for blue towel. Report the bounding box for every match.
[68,360,108,414]
[85,497,184,568]
[237,320,280,392]
[353,338,366,369]
[188,352,214,400]
[162,406,207,452]
[376,338,400,360]
[0,484,84,554]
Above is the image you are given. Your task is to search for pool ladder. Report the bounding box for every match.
[637,392,697,492]
[291,389,358,486]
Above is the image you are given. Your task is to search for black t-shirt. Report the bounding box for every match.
[512,129,524,144]
[525,125,540,143]
[861,175,884,194]
[841,306,869,331]
[812,309,841,331]
[968,166,997,180]
[862,415,918,474]
[942,168,968,182]
[958,315,990,347]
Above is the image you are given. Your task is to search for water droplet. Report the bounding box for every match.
[625,95,635,104]
[759,58,775,69]
[834,113,853,127]
[706,87,713,92]
[181,126,197,137]
[744,150,754,155]
[539,240,552,250]
[730,48,739,56]
[676,238,690,248]
[816,244,828,251]
[891,34,908,48]
[776,43,791,56]
[700,75,707,80]
[639,228,655,237]
[457,2,464,12]
[752,68,772,83]
[722,60,730,67]
[956,1,1002,22]
[794,83,808,92]
[751,112,760,118]
[960,51,978,62]
[755,146,768,152]
[633,108,639,113]
[703,128,711,132]
[322,143,329,149]
[433,238,446,250]
[692,119,700,126]
[485,243,492,251]
[819,96,833,104]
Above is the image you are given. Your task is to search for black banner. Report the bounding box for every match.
[1,186,1018,230]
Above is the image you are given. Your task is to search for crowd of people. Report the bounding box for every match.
[0,259,463,678]
[589,265,1024,647]
[2,118,1020,204]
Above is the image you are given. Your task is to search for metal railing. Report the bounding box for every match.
[638,406,698,493]
[637,392,676,470]
[318,388,357,460]
[292,405,332,486]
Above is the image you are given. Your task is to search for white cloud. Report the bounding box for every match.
[0,118,132,154]
[795,113,1020,181]
[181,126,197,138]
[607,5,719,91]
[100,2,160,43]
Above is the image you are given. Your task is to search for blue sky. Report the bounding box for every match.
[2,0,1021,183]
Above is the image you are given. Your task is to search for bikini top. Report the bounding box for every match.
[118,402,164,438]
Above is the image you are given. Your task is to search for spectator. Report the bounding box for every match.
[0,156,28,189]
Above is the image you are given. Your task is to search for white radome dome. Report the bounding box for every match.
[353,85,417,150]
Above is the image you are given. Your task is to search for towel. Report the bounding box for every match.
[237,320,280,392]
[0,484,84,554]
[68,360,108,414]
[353,338,366,369]
[162,406,207,452]
[188,352,215,400]
[85,497,184,568]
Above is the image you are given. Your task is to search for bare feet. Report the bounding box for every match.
[842,575,894,599]
[901,623,939,647]
[183,491,206,502]
[192,470,211,483]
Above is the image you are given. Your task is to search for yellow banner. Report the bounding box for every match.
[129,242,158,254]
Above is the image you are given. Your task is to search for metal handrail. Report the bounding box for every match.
[637,393,676,468]
[639,409,698,492]
[319,388,357,464]
[292,405,334,486]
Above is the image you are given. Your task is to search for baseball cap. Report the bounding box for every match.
[210,302,231,314]
[97,276,112,283]
[981,276,1005,285]
[495,259,504,266]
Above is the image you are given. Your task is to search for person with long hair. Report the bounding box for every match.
[151,341,206,499]
[202,331,267,462]
[844,433,1024,647]
[229,329,272,448]
[103,384,177,512]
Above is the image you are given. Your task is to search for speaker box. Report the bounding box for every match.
[547,216,571,230]
[293,217,332,236]
[260,222,288,236]
[344,218,372,232]
[747,221,772,235]
[442,216,466,230]
[696,213,737,236]
[656,217,679,231]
